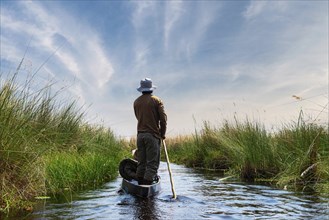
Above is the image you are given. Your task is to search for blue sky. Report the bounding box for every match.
[1,0,328,138]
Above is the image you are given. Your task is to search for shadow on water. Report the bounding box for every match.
[10,162,329,219]
[117,195,160,220]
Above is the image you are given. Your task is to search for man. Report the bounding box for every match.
[134,78,167,185]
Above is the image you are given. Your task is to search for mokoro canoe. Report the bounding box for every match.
[121,178,161,198]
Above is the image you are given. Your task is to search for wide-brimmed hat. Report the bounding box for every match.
[137,78,157,92]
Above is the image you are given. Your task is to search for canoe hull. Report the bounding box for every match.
[121,178,161,198]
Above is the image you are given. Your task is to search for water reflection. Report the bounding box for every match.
[24,162,329,220]
[134,197,160,220]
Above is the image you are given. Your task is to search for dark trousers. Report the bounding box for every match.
[136,133,160,181]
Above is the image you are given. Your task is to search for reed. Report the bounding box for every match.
[44,125,126,195]
[219,118,279,180]
[162,135,200,167]
[166,115,328,194]
[273,114,329,192]
[0,73,128,214]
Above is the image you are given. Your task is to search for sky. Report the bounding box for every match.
[1,0,328,139]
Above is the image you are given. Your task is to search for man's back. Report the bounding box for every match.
[134,93,167,139]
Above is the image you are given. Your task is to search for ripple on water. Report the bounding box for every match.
[27,162,329,220]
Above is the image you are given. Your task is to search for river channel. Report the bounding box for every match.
[23,162,329,219]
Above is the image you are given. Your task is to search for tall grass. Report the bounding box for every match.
[166,115,328,194]
[273,114,329,191]
[44,125,126,195]
[0,73,128,214]
[163,135,200,167]
[219,118,279,180]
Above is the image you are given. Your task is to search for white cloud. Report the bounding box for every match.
[85,41,114,89]
[56,50,80,77]
[1,1,115,100]
[243,1,287,20]
[164,1,184,51]
[243,1,268,19]
[163,1,221,62]
[130,1,159,72]
[1,1,327,138]
[131,1,156,28]
[184,2,220,58]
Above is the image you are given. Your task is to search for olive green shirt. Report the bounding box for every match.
[134,93,167,139]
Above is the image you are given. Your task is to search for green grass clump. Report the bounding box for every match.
[44,125,126,195]
[163,135,201,167]
[218,118,278,180]
[273,116,329,191]
[0,72,128,214]
[166,115,328,194]
[166,119,278,178]
[45,151,118,194]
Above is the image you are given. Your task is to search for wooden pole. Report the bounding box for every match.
[162,139,177,199]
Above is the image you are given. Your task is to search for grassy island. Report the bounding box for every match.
[165,117,328,195]
[0,73,130,214]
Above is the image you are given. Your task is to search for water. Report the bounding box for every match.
[26,163,328,219]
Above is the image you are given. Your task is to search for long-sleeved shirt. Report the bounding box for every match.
[133,93,167,139]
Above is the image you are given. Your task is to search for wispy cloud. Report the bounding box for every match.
[243,1,288,21]
[1,1,327,137]
[130,1,157,72]
[243,1,267,20]
[164,1,184,51]
[1,1,114,97]
[162,1,221,61]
